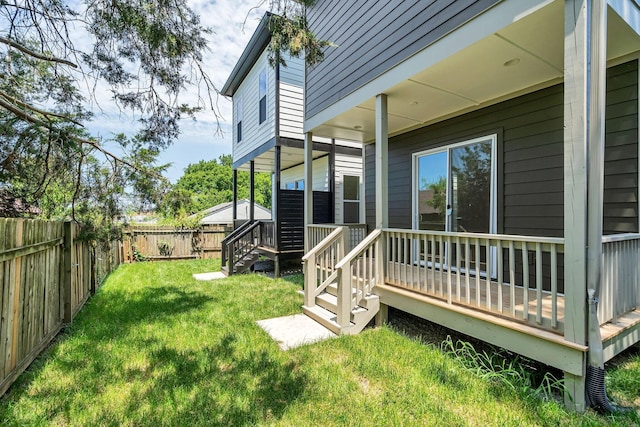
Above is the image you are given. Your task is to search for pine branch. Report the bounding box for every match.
[0,35,77,68]
[0,95,161,179]
[0,89,84,126]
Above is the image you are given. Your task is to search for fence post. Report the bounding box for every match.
[200,227,204,259]
[63,221,73,324]
[90,244,97,295]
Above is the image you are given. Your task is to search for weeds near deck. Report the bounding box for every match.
[442,336,565,402]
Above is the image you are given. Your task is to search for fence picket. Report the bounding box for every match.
[122,225,230,261]
[0,218,121,397]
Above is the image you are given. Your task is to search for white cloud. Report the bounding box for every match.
[80,0,269,182]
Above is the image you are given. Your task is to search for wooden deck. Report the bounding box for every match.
[601,309,640,362]
[305,227,640,411]
[382,269,640,364]
[386,261,565,333]
[374,282,587,377]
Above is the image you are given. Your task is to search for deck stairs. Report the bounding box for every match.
[220,220,262,276]
[303,282,379,335]
[302,227,382,335]
[221,251,260,275]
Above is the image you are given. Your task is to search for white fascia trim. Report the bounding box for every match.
[608,0,640,36]
[304,0,555,133]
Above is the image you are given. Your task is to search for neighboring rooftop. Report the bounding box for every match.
[193,199,272,224]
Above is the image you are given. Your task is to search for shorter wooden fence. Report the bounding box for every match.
[122,224,231,262]
[0,218,121,397]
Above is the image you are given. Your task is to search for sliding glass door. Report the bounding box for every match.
[413,135,497,271]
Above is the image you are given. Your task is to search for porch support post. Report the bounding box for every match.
[232,169,238,225]
[330,139,336,224]
[274,146,282,277]
[249,160,255,222]
[563,0,607,412]
[375,94,389,229]
[304,132,314,252]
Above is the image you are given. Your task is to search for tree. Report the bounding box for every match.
[162,155,271,217]
[0,0,326,235]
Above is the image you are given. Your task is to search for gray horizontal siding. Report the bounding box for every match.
[365,143,375,231]
[604,60,638,234]
[279,53,305,87]
[365,60,639,237]
[305,0,500,119]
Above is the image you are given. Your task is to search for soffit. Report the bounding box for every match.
[312,0,640,142]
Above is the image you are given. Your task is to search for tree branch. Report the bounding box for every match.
[0,95,161,179]
[0,89,84,126]
[0,35,77,68]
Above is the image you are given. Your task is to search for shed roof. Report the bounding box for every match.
[195,199,272,224]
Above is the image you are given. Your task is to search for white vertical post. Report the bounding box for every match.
[304,131,314,252]
[563,0,606,412]
[586,0,606,320]
[304,250,317,308]
[375,94,389,229]
[564,0,588,411]
[360,144,367,224]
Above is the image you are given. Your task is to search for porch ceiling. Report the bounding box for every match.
[310,0,640,143]
[235,145,327,173]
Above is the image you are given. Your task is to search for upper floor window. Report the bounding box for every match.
[259,68,267,124]
[236,97,243,143]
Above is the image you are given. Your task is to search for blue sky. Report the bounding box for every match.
[82,0,268,182]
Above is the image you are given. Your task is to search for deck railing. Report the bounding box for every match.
[259,220,276,249]
[221,220,261,275]
[334,229,383,327]
[383,229,565,333]
[601,233,640,325]
[302,227,346,307]
[306,224,368,252]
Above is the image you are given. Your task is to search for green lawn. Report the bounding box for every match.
[1,259,638,426]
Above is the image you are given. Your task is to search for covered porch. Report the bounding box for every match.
[301,0,640,411]
[226,138,364,276]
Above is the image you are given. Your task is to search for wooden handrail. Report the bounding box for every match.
[335,229,382,270]
[222,220,261,275]
[333,229,383,327]
[384,228,564,248]
[601,233,640,243]
[303,226,347,307]
[222,220,256,246]
[302,227,344,262]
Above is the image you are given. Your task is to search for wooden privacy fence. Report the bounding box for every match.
[122,224,230,262]
[0,218,122,397]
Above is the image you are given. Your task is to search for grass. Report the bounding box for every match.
[0,259,639,426]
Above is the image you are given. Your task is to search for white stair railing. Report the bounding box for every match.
[334,229,383,327]
[302,226,346,308]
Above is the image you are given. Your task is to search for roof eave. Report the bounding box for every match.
[221,12,273,97]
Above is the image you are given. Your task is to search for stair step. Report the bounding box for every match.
[316,292,338,312]
[303,305,353,335]
[322,284,376,310]
[315,292,379,322]
[326,283,339,297]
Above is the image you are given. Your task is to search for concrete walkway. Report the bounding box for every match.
[257,314,337,350]
[192,272,226,281]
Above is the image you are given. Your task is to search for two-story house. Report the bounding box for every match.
[298,0,640,411]
[221,12,365,277]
